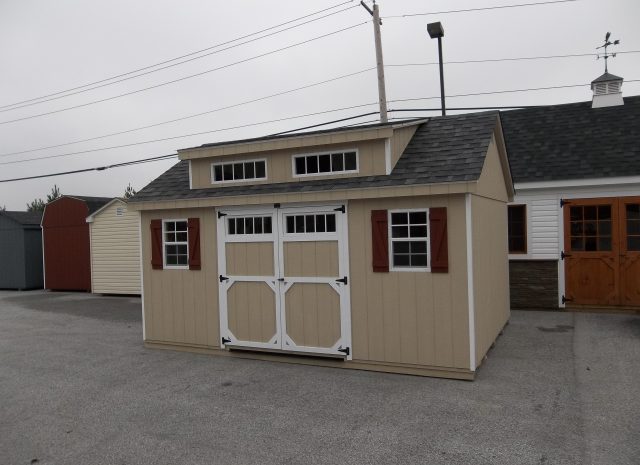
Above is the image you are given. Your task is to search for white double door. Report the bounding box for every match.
[216,204,351,358]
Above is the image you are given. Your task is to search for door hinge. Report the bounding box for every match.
[337,346,350,356]
[274,203,281,209]
[562,295,573,304]
[217,211,227,218]
[560,199,571,208]
[336,276,348,285]
[560,251,572,260]
[221,337,231,344]
[219,275,229,283]
[334,205,346,213]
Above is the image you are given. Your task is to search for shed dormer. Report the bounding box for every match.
[591,72,624,108]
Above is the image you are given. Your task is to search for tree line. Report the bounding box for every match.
[22,183,137,212]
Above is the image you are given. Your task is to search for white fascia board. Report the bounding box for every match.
[515,175,640,192]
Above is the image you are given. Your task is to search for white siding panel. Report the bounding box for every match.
[510,194,559,260]
[90,201,141,294]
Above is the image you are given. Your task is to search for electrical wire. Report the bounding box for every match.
[0,67,376,158]
[383,0,578,19]
[0,4,362,113]
[0,21,368,126]
[0,0,358,111]
[0,105,380,166]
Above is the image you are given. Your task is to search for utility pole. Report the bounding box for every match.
[361,1,388,123]
[427,22,446,116]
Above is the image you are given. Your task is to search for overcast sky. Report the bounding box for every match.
[1,0,639,210]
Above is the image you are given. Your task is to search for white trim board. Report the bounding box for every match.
[515,175,640,192]
[465,194,476,371]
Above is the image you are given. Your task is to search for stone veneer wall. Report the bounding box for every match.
[509,260,559,310]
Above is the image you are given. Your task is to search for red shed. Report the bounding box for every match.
[42,196,111,291]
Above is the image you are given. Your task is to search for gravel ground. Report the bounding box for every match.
[0,290,638,465]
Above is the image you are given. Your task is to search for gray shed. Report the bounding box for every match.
[0,211,44,290]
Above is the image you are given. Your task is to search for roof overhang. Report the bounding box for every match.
[514,175,640,192]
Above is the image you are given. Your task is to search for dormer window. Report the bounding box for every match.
[293,150,358,177]
[212,159,267,184]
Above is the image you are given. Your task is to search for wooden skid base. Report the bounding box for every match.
[144,340,475,380]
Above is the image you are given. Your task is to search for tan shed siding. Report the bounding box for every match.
[141,208,219,347]
[225,242,274,276]
[283,241,339,277]
[285,283,341,348]
[390,125,418,170]
[471,194,510,367]
[189,139,387,189]
[90,202,141,294]
[475,135,510,202]
[348,195,470,369]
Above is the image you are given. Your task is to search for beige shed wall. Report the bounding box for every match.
[190,139,387,189]
[348,195,471,370]
[476,134,510,202]
[471,194,510,367]
[90,201,141,294]
[141,208,220,348]
[390,125,418,170]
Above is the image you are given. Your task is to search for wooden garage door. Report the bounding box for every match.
[563,197,640,306]
[217,205,352,358]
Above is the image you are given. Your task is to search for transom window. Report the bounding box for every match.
[228,216,272,235]
[293,150,357,176]
[569,205,612,251]
[390,210,429,269]
[163,220,188,267]
[212,159,266,183]
[285,213,336,234]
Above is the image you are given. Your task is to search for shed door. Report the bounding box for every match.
[217,205,351,358]
[563,196,640,306]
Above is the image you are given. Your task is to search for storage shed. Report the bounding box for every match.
[0,211,44,290]
[130,112,514,379]
[86,198,141,295]
[42,196,111,291]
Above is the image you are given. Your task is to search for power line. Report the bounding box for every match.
[383,0,578,19]
[0,105,380,166]
[386,50,640,67]
[0,0,358,111]
[389,79,640,103]
[0,4,362,113]
[0,67,376,158]
[0,21,368,126]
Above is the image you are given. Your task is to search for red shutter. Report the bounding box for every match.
[150,219,163,270]
[429,207,448,273]
[188,217,201,270]
[371,210,389,272]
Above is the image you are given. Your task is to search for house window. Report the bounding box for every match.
[228,216,272,235]
[285,213,336,234]
[293,150,358,176]
[389,210,429,270]
[163,220,188,267]
[212,159,267,183]
[508,205,527,254]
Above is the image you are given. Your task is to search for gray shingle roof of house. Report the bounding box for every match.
[0,210,43,226]
[62,196,112,214]
[130,111,499,203]
[500,95,640,183]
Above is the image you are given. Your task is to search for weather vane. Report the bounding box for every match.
[596,32,620,73]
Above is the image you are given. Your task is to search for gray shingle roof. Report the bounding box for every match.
[62,196,113,214]
[500,95,640,183]
[0,210,43,226]
[130,111,499,203]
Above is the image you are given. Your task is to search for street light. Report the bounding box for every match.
[427,22,446,116]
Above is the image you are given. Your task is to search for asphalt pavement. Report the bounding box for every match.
[0,290,638,465]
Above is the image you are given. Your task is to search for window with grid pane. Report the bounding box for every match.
[227,216,272,235]
[212,159,266,183]
[390,210,429,269]
[285,213,336,234]
[626,204,640,251]
[293,150,358,176]
[163,220,188,266]
[569,205,612,251]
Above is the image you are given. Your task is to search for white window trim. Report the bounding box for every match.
[210,158,268,184]
[388,208,431,272]
[291,149,359,178]
[282,212,340,241]
[162,219,189,269]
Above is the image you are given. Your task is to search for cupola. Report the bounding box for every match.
[591,72,624,108]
